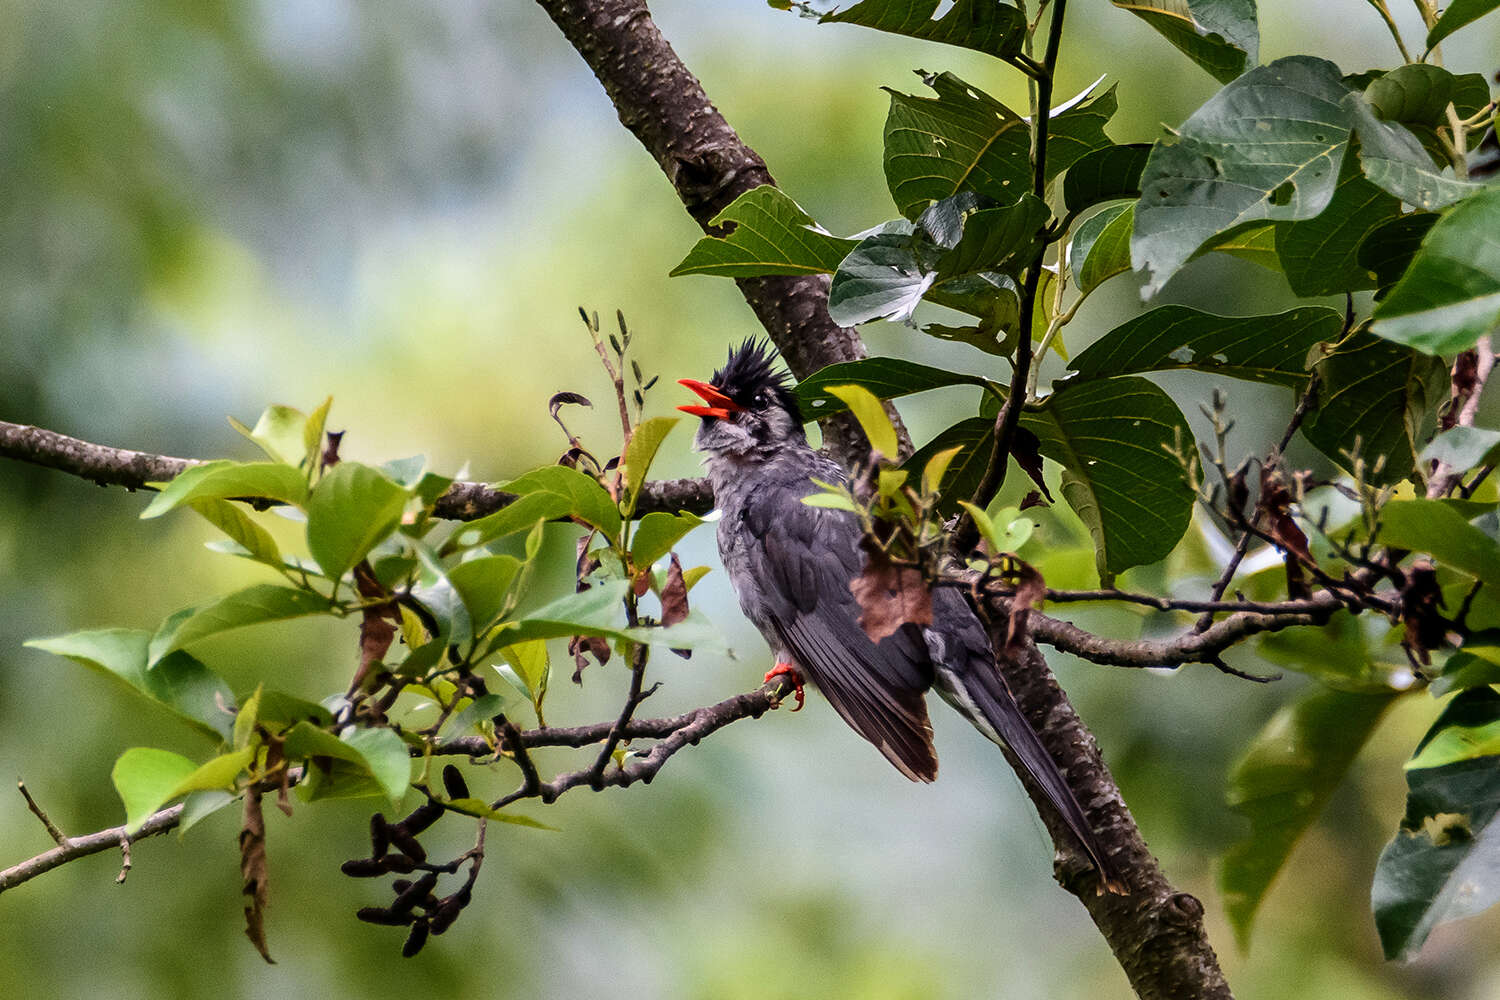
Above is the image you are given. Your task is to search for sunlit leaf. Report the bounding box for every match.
[149,584,332,663]
[621,416,680,513]
[824,384,900,458]
[305,462,409,580]
[188,498,283,569]
[630,511,705,569]
[497,465,622,541]
[141,461,310,519]
[820,0,1026,60]
[670,185,856,278]
[1380,499,1500,584]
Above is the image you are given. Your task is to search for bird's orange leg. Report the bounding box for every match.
[765,661,805,711]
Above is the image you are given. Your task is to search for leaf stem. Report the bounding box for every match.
[1366,0,1414,63]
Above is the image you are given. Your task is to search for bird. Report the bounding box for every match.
[678,338,1119,887]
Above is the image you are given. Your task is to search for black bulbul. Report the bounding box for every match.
[679,339,1118,884]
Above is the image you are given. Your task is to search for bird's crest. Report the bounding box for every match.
[712,338,801,422]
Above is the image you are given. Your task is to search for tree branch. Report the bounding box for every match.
[0,803,186,897]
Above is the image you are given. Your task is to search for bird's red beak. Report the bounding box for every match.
[677,378,746,420]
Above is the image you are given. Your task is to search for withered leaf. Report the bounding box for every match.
[850,548,932,644]
[240,792,274,964]
[569,634,612,683]
[1001,558,1046,658]
[548,391,593,419]
[1259,466,1313,598]
[1400,560,1446,668]
[322,430,344,469]
[1010,426,1054,503]
[661,553,692,659]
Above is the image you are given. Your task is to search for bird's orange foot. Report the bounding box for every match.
[765,662,805,711]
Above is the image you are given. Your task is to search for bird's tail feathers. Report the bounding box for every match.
[937,664,1125,894]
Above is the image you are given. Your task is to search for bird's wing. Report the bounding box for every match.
[743,493,938,782]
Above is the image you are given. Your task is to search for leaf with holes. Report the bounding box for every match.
[827,232,936,325]
[1044,85,1119,182]
[1302,332,1448,486]
[819,0,1026,59]
[1221,687,1396,949]
[670,186,857,278]
[935,195,1048,281]
[1069,305,1341,388]
[1133,57,1354,296]
[1111,0,1259,83]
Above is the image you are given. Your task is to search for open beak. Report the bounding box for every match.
[677,378,746,420]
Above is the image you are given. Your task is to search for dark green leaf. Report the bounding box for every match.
[1062,143,1151,213]
[630,511,706,569]
[140,461,310,519]
[903,417,995,515]
[1426,0,1500,49]
[1068,203,1134,294]
[1348,92,1487,211]
[1432,634,1500,697]
[1111,0,1259,84]
[1068,305,1341,387]
[1133,57,1354,296]
[149,584,332,663]
[1380,499,1500,583]
[497,465,622,541]
[827,232,935,325]
[1044,85,1118,182]
[1373,689,1500,959]
[1022,377,1196,580]
[924,270,1022,320]
[883,71,1031,220]
[1371,186,1500,355]
[935,195,1048,280]
[1366,64,1465,127]
[1274,148,1401,296]
[25,630,234,740]
[793,357,996,420]
[1358,213,1439,294]
[1302,332,1448,485]
[305,462,409,580]
[1221,687,1396,948]
[670,186,858,278]
[820,0,1026,59]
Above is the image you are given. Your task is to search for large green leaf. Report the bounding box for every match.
[25,630,234,740]
[621,417,680,512]
[1365,65,1486,129]
[819,0,1026,59]
[826,232,936,325]
[1062,143,1152,213]
[448,555,524,631]
[903,417,996,515]
[1421,427,1500,474]
[140,460,310,518]
[305,462,409,580]
[1379,499,1500,583]
[188,498,283,569]
[1221,687,1396,948]
[148,584,332,664]
[1431,633,1500,697]
[883,71,1031,220]
[934,195,1048,280]
[1068,305,1341,388]
[1373,689,1500,959]
[1111,0,1258,84]
[1068,203,1135,293]
[283,722,411,803]
[1358,213,1439,295]
[670,186,858,278]
[1302,332,1448,486]
[1371,186,1500,355]
[1044,85,1119,183]
[793,357,996,420]
[1022,378,1196,580]
[1273,148,1401,296]
[1347,91,1487,212]
[1133,56,1354,296]
[112,747,254,832]
[1426,0,1500,49]
[497,465,622,541]
[629,511,705,569]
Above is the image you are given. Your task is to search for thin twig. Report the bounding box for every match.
[17,779,68,845]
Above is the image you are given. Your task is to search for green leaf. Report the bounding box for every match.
[234,687,262,750]
[1111,0,1258,83]
[824,384,900,459]
[827,232,936,325]
[794,357,995,420]
[141,461,310,518]
[497,466,622,541]
[1044,85,1119,182]
[1302,332,1448,486]
[1358,212,1439,294]
[26,630,234,740]
[1371,187,1500,355]
[456,493,574,549]
[1373,689,1500,959]
[621,416,680,512]
[486,580,631,648]
[622,611,730,655]
[935,195,1048,280]
[178,790,237,836]
[305,462,409,580]
[1220,687,1396,948]
[442,797,559,831]
[1273,148,1401,296]
[883,71,1031,220]
[630,511,705,569]
[670,186,857,278]
[500,639,549,714]
[1063,143,1152,213]
[820,0,1026,60]
[1022,378,1196,580]
[903,417,997,515]
[1200,222,1281,270]
[1422,427,1500,473]
[1069,305,1341,388]
[112,748,198,833]
[1133,56,1354,296]
[1366,64,1469,127]
[1379,499,1500,583]
[443,692,514,740]
[448,555,523,630]
[1432,634,1500,697]
[188,498,283,568]
[921,445,964,496]
[149,584,332,663]
[303,396,333,470]
[1068,203,1135,294]
[282,722,411,803]
[1358,158,1488,213]
[1426,0,1500,49]
[233,404,308,466]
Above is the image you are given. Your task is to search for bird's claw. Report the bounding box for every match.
[765,662,805,711]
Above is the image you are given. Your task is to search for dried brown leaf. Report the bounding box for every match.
[1001,558,1045,657]
[240,793,274,964]
[660,553,690,627]
[1400,560,1446,668]
[849,548,932,644]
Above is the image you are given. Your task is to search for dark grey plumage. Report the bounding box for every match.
[682,339,1115,880]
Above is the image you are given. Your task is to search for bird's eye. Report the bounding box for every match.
[754,391,767,407]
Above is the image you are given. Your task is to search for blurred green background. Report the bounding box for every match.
[3,2,1499,997]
